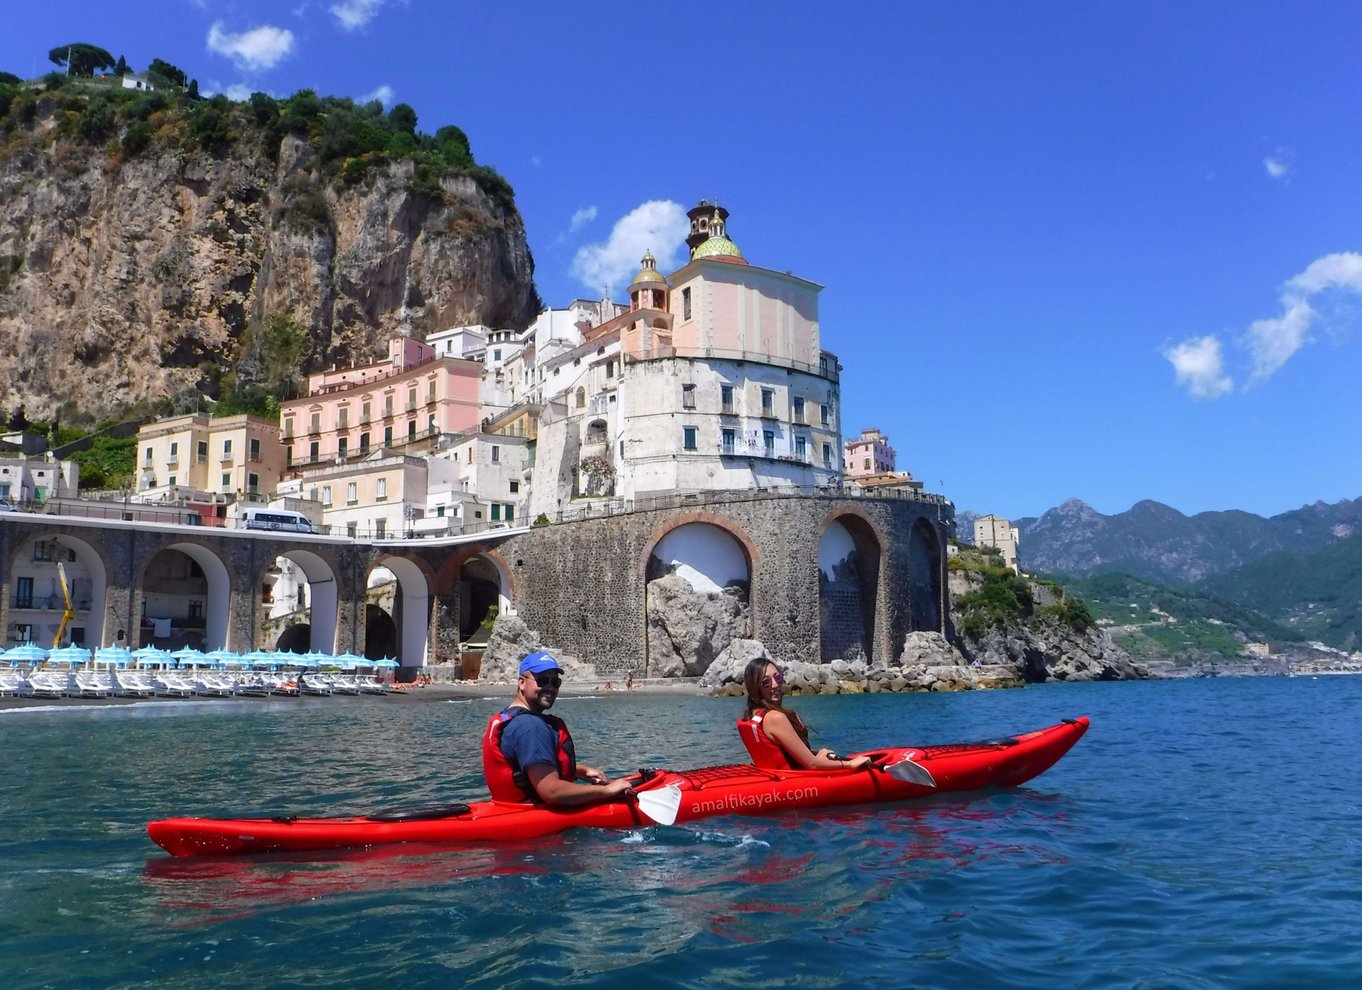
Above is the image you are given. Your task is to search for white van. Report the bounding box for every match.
[241,507,318,534]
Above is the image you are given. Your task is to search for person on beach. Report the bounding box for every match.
[736,658,874,771]
[482,652,637,807]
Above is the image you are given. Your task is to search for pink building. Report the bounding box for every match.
[280,337,483,470]
[844,427,896,478]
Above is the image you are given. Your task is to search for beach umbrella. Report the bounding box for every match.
[49,645,93,666]
[132,645,174,668]
[173,646,206,668]
[5,644,48,665]
[333,652,369,669]
[94,646,132,668]
[203,649,239,667]
[372,658,399,668]
[218,654,250,667]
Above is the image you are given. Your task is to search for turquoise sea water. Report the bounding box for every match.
[3,676,1361,989]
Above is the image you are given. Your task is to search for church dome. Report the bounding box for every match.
[691,235,746,263]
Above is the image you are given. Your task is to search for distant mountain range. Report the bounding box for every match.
[957,497,1362,653]
[1010,497,1361,585]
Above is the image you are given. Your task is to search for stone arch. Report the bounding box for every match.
[638,511,761,582]
[367,552,435,668]
[364,603,397,660]
[138,540,232,650]
[817,509,884,662]
[5,531,112,649]
[639,513,758,678]
[457,553,512,639]
[258,548,341,653]
[908,517,944,633]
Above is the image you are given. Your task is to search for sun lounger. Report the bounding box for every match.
[24,670,70,698]
[73,670,113,698]
[111,669,157,697]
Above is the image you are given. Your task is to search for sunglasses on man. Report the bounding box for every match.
[528,673,561,689]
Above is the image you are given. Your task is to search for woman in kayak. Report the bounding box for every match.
[737,658,873,771]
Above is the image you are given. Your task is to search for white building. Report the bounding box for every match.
[527,203,843,517]
[0,454,80,507]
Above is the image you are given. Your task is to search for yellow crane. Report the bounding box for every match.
[52,561,76,649]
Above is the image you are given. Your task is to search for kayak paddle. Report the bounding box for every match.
[879,756,935,787]
[828,752,937,788]
[634,783,683,826]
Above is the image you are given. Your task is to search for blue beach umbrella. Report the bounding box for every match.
[173,646,206,668]
[372,658,399,668]
[6,644,48,666]
[132,646,174,668]
[95,646,133,668]
[203,649,239,667]
[48,645,93,666]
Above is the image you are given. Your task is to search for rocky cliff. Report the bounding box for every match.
[0,90,538,424]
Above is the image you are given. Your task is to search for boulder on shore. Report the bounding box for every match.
[479,615,600,683]
[646,574,749,677]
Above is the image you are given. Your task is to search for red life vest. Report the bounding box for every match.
[482,707,577,803]
[736,708,803,770]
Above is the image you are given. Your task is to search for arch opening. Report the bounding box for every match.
[908,519,944,633]
[367,556,431,669]
[818,516,882,663]
[6,534,109,650]
[139,544,230,651]
[645,522,752,677]
[260,549,339,653]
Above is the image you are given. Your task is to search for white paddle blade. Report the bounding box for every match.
[886,758,936,788]
[636,784,683,826]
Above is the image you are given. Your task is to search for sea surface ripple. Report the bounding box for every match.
[2,676,1360,988]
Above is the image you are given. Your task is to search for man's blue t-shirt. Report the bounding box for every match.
[499,708,562,774]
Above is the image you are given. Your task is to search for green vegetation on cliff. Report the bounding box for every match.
[0,65,514,210]
[950,547,1094,639]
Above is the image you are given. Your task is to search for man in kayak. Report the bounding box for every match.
[482,652,637,806]
[737,658,874,771]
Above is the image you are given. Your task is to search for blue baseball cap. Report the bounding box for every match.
[519,652,562,676]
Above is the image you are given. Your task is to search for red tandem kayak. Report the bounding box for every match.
[147,716,1088,857]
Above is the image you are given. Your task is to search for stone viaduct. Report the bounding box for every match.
[1,490,952,677]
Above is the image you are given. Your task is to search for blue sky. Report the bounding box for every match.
[5,1,1360,520]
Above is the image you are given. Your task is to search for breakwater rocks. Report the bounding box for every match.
[701,626,1147,696]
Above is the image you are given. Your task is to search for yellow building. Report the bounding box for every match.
[136,414,286,498]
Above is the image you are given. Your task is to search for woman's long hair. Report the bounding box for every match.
[741,658,810,745]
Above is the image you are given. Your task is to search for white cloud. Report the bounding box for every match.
[331,0,385,30]
[1244,251,1362,385]
[570,201,689,298]
[1164,336,1234,399]
[359,84,394,106]
[568,206,597,234]
[530,155,543,167]
[206,21,295,71]
[1264,156,1290,179]
[1286,252,1362,295]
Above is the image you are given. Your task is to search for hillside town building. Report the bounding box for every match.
[974,514,1021,571]
[844,427,896,478]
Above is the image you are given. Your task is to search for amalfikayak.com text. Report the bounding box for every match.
[691,785,821,815]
